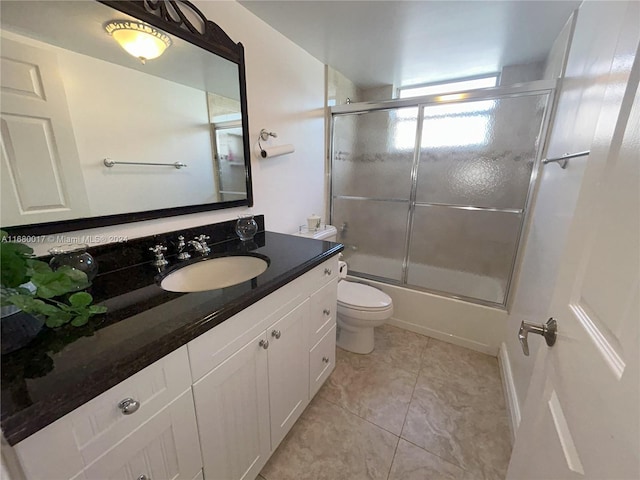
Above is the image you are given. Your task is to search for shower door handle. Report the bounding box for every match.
[518,318,557,356]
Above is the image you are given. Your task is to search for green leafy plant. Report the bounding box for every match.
[1,231,107,328]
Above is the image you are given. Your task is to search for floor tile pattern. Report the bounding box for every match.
[259,325,512,480]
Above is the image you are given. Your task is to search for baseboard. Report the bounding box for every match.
[498,342,521,443]
[387,317,496,356]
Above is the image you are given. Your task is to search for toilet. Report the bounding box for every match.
[294,225,393,354]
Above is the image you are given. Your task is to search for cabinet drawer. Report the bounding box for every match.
[308,278,338,346]
[309,324,336,398]
[14,347,192,478]
[307,257,339,293]
[73,346,192,466]
[83,389,202,480]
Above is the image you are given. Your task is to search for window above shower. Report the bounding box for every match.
[395,75,500,150]
[398,74,499,99]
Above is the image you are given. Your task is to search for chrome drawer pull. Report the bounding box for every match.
[118,398,140,415]
[138,475,149,480]
[322,356,330,364]
[259,339,269,349]
[271,329,281,339]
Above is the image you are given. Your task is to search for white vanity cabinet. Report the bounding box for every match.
[9,256,339,480]
[190,257,337,480]
[192,300,310,480]
[12,346,202,480]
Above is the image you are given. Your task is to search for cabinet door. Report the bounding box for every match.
[267,300,310,449]
[193,332,270,480]
[83,390,202,480]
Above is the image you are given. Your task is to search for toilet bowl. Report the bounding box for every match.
[293,224,393,354]
[336,280,393,354]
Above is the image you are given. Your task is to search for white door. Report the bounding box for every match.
[507,42,640,480]
[1,36,89,226]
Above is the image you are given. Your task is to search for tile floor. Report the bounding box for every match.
[258,325,512,480]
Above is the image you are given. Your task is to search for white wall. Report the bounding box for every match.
[26,0,326,256]
[59,51,218,215]
[501,0,640,436]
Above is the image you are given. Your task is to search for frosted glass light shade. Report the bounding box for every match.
[105,21,172,63]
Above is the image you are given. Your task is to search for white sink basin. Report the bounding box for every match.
[160,255,269,292]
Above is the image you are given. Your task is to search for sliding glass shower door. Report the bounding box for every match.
[331,108,418,281]
[331,86,551,307]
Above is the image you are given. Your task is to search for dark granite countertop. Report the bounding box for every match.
[1,220,342,445]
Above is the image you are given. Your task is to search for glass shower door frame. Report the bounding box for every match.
[330,79,557,309]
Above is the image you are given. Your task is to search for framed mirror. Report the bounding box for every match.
[0,0,253,236]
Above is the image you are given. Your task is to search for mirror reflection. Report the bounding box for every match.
[0,0,250,230]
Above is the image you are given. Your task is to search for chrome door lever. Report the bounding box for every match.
[518,318,557,356]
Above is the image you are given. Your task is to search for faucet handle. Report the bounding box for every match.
[149,244,167,255]
[149,244,168,267]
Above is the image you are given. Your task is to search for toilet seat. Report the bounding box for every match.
[337,281,392,312]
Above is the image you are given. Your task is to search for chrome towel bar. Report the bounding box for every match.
[103,158,187,169]
[542,150,589,169]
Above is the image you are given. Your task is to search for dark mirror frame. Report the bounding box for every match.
[3,0,253,236]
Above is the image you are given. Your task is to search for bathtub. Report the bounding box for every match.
[343,252,507,355]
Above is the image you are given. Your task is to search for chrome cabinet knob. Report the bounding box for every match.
[322,356,330,364]
[518,318,557,356]
[324,268,332,275]
[259,339,269,349]
[138,475,149,480]
[271,329,281,339]
[323,308,331,316]
[118,398,140,415]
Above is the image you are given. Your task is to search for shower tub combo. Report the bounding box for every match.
[329,81,555,354]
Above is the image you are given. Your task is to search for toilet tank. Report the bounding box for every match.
[294,225,337,242]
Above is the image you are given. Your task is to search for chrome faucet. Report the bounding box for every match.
[176,235,191,261]
[189,234,211,255]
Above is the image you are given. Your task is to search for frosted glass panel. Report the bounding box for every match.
[332,198,408,281]
[407,206,522,303]
[332,108,417,199]
[416,94,548,209]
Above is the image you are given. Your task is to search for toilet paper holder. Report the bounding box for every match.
[257,129,295,158]
[259,129,277,141]
[338,260,348,278]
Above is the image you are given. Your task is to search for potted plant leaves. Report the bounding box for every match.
[1,230,107,353]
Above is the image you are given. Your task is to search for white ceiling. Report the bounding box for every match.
[238,0,581,89]
[1,1,240,99]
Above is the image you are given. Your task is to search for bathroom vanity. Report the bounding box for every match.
[1,217,342,480]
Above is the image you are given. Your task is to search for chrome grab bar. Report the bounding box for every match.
[103,158,187,169]
[542,150,589,169]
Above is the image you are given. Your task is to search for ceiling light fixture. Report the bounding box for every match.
[104,20,172,64]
